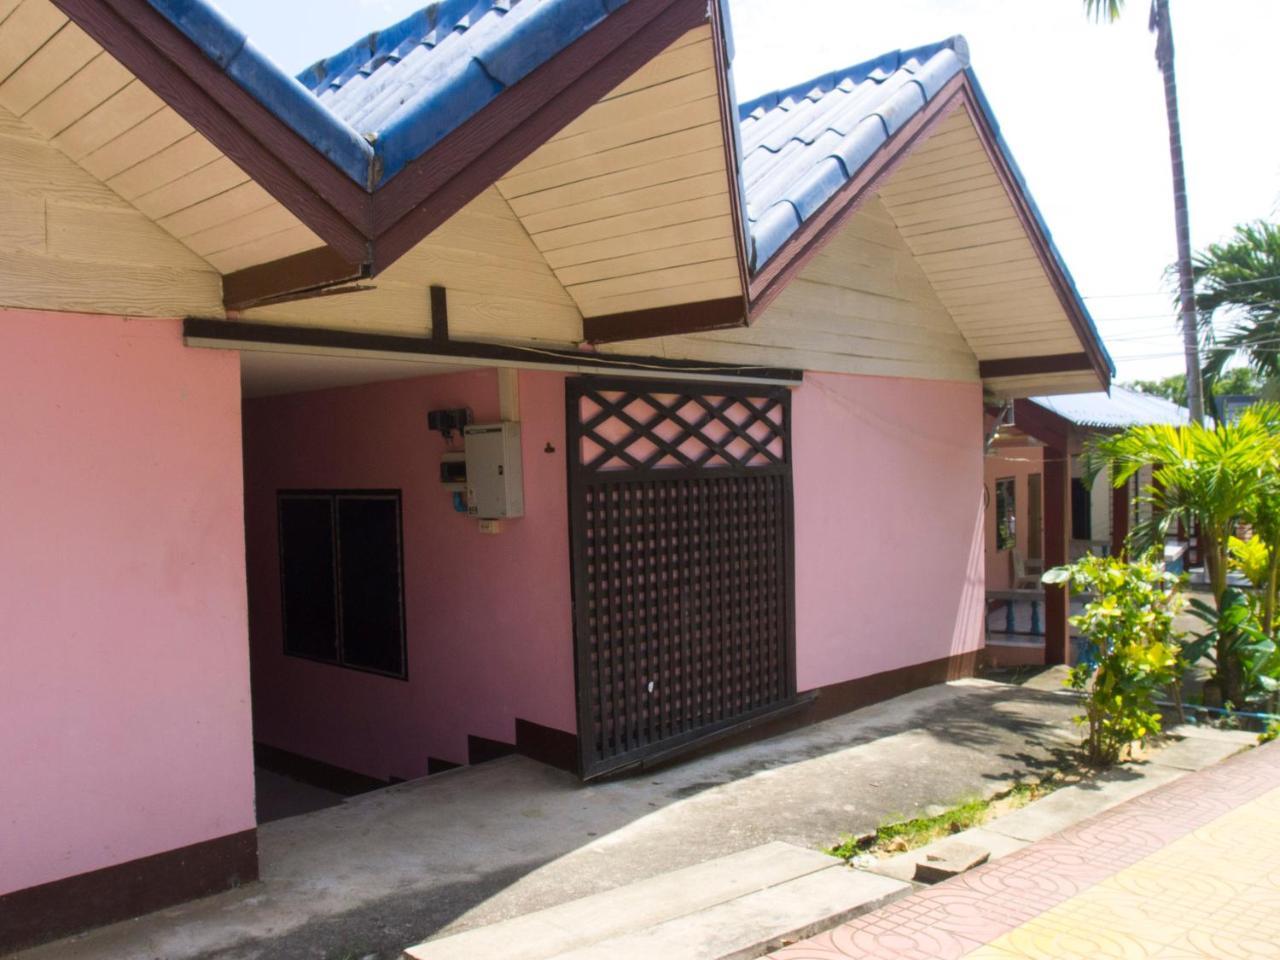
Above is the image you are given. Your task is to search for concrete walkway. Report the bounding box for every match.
[769,739,1280,959]
[16,678,1108,960]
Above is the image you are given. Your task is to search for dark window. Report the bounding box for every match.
[1072,478,1093,541]
[995,477,1016,551]
[278,491,406,679]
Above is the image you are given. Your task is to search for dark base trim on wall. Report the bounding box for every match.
[253,742,389,796]
[467,734,518,766]
[809,650,979,723]
[515,718,580,775]
[0,828,258,955]
[607,650,980,775]
[427,756,463,775]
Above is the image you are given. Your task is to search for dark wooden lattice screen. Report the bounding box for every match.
[566,377,796,779]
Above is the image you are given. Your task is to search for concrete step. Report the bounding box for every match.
[554,866,906,960]
[403,841,908,960]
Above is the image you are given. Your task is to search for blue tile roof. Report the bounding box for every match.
[734,36,1115,377]
[736,38,970,272]
[144,0,627,187]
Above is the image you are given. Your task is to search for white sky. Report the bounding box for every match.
[215,0,1280,383]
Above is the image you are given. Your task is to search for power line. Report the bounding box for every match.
[1082,272,1280,300]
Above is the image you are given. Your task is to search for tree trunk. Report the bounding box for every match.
[1153,0,1204,423]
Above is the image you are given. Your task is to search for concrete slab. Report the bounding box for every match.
[16,679,1084,960]
[552,868,908,960]
[981,764,1187,843]
[911,842,989,883]
[1147,729,1254,770]
[403,842,839,960]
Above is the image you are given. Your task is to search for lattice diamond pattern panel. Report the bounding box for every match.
[568,378,795,778]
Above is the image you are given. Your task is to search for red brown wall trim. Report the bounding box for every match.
[0,829,258,954]
[615,650,978,775]
[515,718,580,775]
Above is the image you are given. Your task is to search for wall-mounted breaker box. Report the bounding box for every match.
[464,422,523,519]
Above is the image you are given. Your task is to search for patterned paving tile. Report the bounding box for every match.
[767,743,1280,960]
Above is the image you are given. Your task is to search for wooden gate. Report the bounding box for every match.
[566,377,796,779]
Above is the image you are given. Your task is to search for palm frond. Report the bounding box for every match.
[1083,0,1125,22]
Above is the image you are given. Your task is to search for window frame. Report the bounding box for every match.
[994,476,1017,552]
[277,488,409,681]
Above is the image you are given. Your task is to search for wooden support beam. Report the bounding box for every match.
[429,285,448,342]
[582,297,746,344]
[979,353,1093,380]
[1044,443,1071,665]
[223,247,367,310]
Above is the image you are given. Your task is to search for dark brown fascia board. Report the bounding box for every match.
[368,0,710,269]
[183,317,804,383]
[978,353,1093,380]
[708,0,752,330]
[962,86,1112,391]
[223,247,367,311]
[745,74,970,318]
[582,296,746,343]
[52,0,373,264]
[56,0,712,307]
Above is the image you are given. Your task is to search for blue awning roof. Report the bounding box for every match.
[1032,387,1195,430]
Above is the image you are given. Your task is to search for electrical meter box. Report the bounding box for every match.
[463,422,523,519]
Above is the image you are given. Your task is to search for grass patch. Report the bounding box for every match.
[826,775,1069,862]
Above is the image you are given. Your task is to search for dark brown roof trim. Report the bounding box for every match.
[745,74,969,319]
[741,76,1111,389]
[707,0,752,333]
[54,0,711,286]
[582,296,746,344]
[372,0,710,270]
[183,317,803,383]
[223,247,366,311]
[978,353,1093,379]
[52,0,373,264]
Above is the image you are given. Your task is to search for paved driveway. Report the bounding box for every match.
[19,678,1084,960]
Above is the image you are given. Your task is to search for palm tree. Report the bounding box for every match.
[1084,0,1205,423]
[1192,221,1280,390]
[1085,405,1280,704]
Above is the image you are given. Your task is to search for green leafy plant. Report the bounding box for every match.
[1260,719,1280,744]
[1084,403,1280,703]
[1184,588,1279,709]
[1229,535,1271,588]
[1043,554,1183,766]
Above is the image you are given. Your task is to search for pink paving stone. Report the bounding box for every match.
[768,742,1280,959]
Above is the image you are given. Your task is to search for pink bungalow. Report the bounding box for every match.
[0,0,1113,949]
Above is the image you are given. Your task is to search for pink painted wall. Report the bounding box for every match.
[791,371,985,689]
[0,309,253,897]
[983,444,1045,590]
[242,368,575,781]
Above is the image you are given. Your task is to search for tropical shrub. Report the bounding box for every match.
[1184,588,1279,709]
[1044,554,1183,766]
[1084,403,1280,704]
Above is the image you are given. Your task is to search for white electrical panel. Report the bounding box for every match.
[463,422,524,519]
